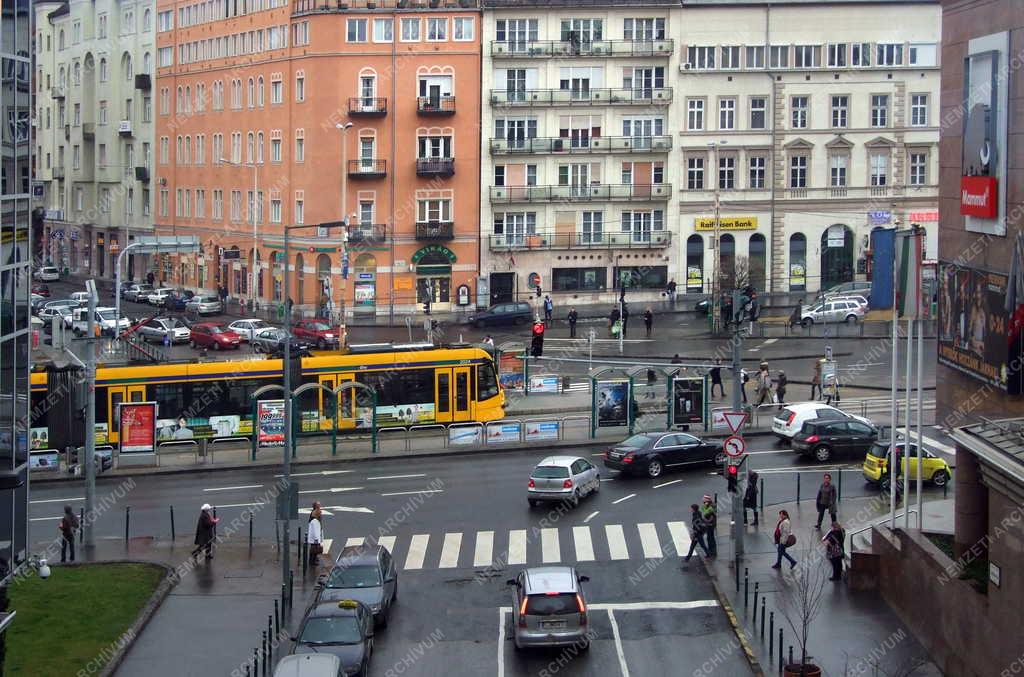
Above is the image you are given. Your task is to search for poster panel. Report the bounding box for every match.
[257,400,286,447]
[597,380,630,427]
[119,402,157,453]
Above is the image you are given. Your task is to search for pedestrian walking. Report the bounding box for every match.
[772,509,797,569]
[700,494,717,557]
[810,359,822,400]
[683,503,710,561]
[643,307,653,338]
[775,370,788,409]
[710,358,725,398]
[814,473,838,529]
[754,363,772,406]
[740,368,749,403]
[482,335,495,348]
[743,471,759,526]
[671,354,682,365]
[665,279,677,307]
[608,307,620,338]
[823,520,846,581]
[59,504,79,563]
[147,271,155,286]
[307,506,324,567]
[621,304,630,337]
[789,298,804,328]
[543,295,553,323]
[567,308,578,338]
[192,503,219,561]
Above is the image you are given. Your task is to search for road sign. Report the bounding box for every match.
[722,411,747,434]
[723,435,747,458]
[825,345,833,361]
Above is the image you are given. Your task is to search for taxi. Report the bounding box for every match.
[291,599,374,677]
[862,440,952,488]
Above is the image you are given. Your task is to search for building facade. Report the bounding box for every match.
[154,0,481,316]
[33,0,157,280]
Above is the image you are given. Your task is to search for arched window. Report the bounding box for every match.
[142,52,151,73]
[247,132,255,164]
[256,132,264,163]
[789,233,807,291]
[271,251,283,301]
[819,224,854,290]
[686,234,704,292]
[247,78,255,107]
[58,66,65,88]
[257,76,265,106]
[99,58,108,82]
[72,61,80,86]
[749,233,767,292]
[176,135,183,161]
[720,234,736,289]
[143,8,152,31]
[184,136,192,164]
[58,30,65,50]
[316,254,332,312]
[184,85,191,112]
[295,253,305,304]
[256,250,264,298]
[176,86,183,112]
[121,52,133,82]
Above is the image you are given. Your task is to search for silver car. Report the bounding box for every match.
[228,318,271,342]
[507,567,591,650]
[252,326,289,352]
[146,287,176,306]
[137,317,191,343]
[527,456,600,508]
[800,299,866,326]
[186,294,223,315]
[124,283,153,302]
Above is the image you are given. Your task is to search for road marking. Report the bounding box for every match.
[497,608,506,677]
[637,523,662,559]
[666,521,691,558]
[896,428,956,455]
[365,474,427,481]
[321,538,333,554]
[761,338,778,346]
[653,479,682,488]
[605,524,629,560]
[755,465,858,474]
[507,530,527,565]
[591,453,605,457]
[474,531,494,567]
[541,528,560,563]
[298,487,363,495]
[589,600,719,611]
[30,497,84,504]
[572,526,595,561]
[439,532,462,568]
[404,534,429,570]
[607,609,631,677]
[324,506,374,514]
[380,489,445,497]
[378,536,397,553]
[583,511,599,524]
[203,484,263,492]
[600,477,615,482]
[279,470,354,478]
[30,516,59,522]
[746,449,798,456]
[612,493,635,504]
[220,502,266,509]
[345,537,365,548]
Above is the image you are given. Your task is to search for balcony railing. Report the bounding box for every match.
[417,96,456,115]
[118,120,133,137]
[491,87,672,107]
[134,74,152,91]
[415,221,455,240]
[489,183,672,203]
[293,0,479,13]
[348,97,388,116]
[346,224,387,245]
[52,166,65,179]
[489,230,672,250]
[82,122,95,139]
[489,135,671,154]
[416,158,455,177]
[347,159,387,178]
[51,86,65,99]
[491,39,674,58]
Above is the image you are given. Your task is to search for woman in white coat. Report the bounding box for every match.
[307,507,324,567]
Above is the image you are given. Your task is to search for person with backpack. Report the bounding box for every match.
[743,471,759,526]
[700,494,718,557]
[822,520,846,581]
[772,509,797,569]
[59,505,79,563]
[683,503,710,561]
[543,295,554,323]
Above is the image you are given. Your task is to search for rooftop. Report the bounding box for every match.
[293,0,479,13]
[952,417,1024,488]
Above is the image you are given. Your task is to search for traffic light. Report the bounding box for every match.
[727,463,739,493]
[423,299,431,315]
[530,320,545,357]
[536,285,542,298]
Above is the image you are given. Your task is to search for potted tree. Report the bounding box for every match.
[779,551,827,677]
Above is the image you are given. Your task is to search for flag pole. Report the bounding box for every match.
[916,230,925,530]
[890,245,899,531]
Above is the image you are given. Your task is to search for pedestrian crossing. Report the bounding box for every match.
[323,522,694,571]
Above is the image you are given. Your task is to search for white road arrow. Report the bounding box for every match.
[297,486,364,495]
[325,505,374,514]
[278,470,354,478]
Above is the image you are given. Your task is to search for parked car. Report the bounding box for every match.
[31,293,48,313]
[800,299,866,326]
[791,417,879,462]
[42,298,81,314]
[466,301,533,328]
[819,280,871,300]
[229,319,272,342]
[137,317,191,344]
[31,283,51,297]
[273,655,342,677]
[527,456,600,508]
[292,319,340,349]
[862,440,952,488]
[69,291,92,307]
[252,328,313,357]
[189,322,241,350]
[71,307,131,337]
[34,265,61,282]
[507,567,590,651]
[289,599,374,677]
[316,544,397,628]
[186,294,223,316]
[164,289,194,312]
[603,432,727,479]
[828,294,869,311]
[146,287,176,306]
[772,402,873,441]
[37,305,73,327]
[124,283,154,302]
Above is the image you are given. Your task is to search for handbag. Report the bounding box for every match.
[309,542,323,557]
[785,534,796,547]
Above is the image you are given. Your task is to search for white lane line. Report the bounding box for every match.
[637,523,662,559]
[653,479,682,489]
[365,474,427,481]
[755,465,858,474]
[667,521,692,558]
[380,489,445,497]
[591,453,606,457]
[605,524,629,560]
[474,531,495,567]
[30,497,84,504]
[507,530,527,565]
[573,526,595,561]
[746,450,799,456]
[404,534,429,570]
[298,487,363,495]
[203,484,263,492]
[761,338,779,346]
[612,493,635,504]
[583,511,600,524]
[345,537,365,548]
[277,470,354,478]
[377,536,397,553]
[588,600,719,611]
[497,608,506,677]
[541,528,560,563]
[216,502,266,509]
[30,516,60,522]
[439,532,463,568]
[607,609,631,677]
[896,428,956,455]
[600,478,616,482]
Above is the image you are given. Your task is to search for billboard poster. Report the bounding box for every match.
[499,350,525,390]
[449,426,483,446]
[529,375,560,394]
[157,415,255,441]
[119,402,157,453]
[257,400,286,446]
[30,450,60,471]
[525,421,560,441]
[30,427,49,450]
[672,377,706,426]
[597,380,630,427]
[938,263,1021,393]
[486,422,521,443]
[355,403,436,428]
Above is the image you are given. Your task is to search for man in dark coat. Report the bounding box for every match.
[192,503,219,560]
[743,471,759,526]
[567,308,578,338]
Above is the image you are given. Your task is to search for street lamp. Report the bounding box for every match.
[709,140,727,331]
[220,157,260,309]
[336,123,353,320]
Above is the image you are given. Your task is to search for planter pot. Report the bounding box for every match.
[784,665,822,677]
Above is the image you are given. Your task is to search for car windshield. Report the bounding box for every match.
[208,326,226,334]
[532,465,570,479]
[868,443,889,459]
[525,593,579,616]
[307,323,331,331]
[326,565,382,588]
[97,310,117,320]
[775,409,794,420]
[799,421,818,434]
[169,320,185,329]
[299,616,362,645]
[619,434,651,448]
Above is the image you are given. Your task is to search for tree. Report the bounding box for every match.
[778,538,828,675]
[733,255,750,291]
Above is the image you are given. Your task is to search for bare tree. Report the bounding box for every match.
[778,541,828,674]
[734,255,750,290]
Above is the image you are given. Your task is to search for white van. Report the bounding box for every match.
[273,654,342,677]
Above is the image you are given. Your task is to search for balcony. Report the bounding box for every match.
[490,87,672,107]
[51,86,65,99]
[489,183,672,203]
[416,158,455,177]
[489,230,672,250]
[346,224,387,245]
[348,97,388,117]
[135,166,150,182]
[415,221,455,240]
[347,159,387,178]
[489,135,671,155]
[52,166,65,179]
[118,120,133,137]
[490,39,674,58]
[416,96,456,116]
[134,74,152,90]
[82,122,95,139]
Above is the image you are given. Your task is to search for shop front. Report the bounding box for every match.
[412,244,457,312]
[353,253,377,315]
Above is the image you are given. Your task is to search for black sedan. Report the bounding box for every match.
[791,418,878,462]
[291,599,374,677]
[604,432,726,479]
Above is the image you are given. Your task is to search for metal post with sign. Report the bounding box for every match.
[722,409,748,557]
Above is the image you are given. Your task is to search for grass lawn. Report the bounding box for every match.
[6,563,165,676]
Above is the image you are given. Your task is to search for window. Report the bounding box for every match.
[427,18,447,41]
[347,19,367,42]
[748,155,766,189]
[718,155,735,189]
[687,99,704,131]
[749,97,766,129]
[721,46,741,69]
[295,135,304,162]
[552,267,606,292]
[294,198,304,224]
[143,8,152,31]
[295,73,305,102]
[876,43,903,66]
[686,156,704,190]
[794,45,819,68]
[791,96,808,129]
[159,10,173,31]
[159,46,173,67]
[829,154,847,187]
[159,189,169,216]
[271,138,282,162]
[99,101,108,124]
[909,151,927,186]
[908,43,936,67]
[454,17,474,41]
[73,103,81,126]
[871,94,889,127]
[870,153,888,186]
[98,14,108,38]
[195,189,205,218]
[373,18,393,42]
[719,98,735,130]
[401,18,420,42]
[910,94,928,126]
[98,144,107,167]
[789,155,807,188]
[789,233,806,291]
[827,43,847,67]
[160,137,169,164]
[746,46,765,68]
[494,117,537,148]
[74,187,83,210]
[271,79,283,104]
[770,45,788,68]
[417,199,452,223]
[623,17,664,41]
[581,211,603,244]
[270,199,282,223]
[492,211,536,246]
[831,95,848,128]
[615,264,667,288]
[293,21,310,47]
[212,190,223,219]
[620,210,664,243]
[851,43,871,67]
[686,46,715,70]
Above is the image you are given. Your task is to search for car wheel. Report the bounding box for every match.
[318,339,326,349]
[802,318,813,328]
[813,445,833,462]
[592,475,600,494]
[713,451,727,466]
[880,476,891,491]
[567,490,581,508]
[932,470,949,487]
[846,314,859,325]
[189,340,197,349]
[253,343,263,353]
[528,499,538,508]
[646,458,664,478]
[579,638,591,652]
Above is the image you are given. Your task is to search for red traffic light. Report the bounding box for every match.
[727,464,739,476]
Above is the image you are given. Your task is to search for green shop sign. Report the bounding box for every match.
[411,244,457,264]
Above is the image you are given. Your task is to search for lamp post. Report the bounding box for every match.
[336,123,353,321]
[709,141,728,331]
[220,157,260,308]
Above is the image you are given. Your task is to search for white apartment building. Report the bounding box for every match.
[677,0,940,296]
[34,0,156,280]
[480,0,683,307]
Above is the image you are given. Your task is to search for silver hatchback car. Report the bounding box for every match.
[507,567,591,650]
[527,456,599,508]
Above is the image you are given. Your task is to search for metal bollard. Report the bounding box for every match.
[734,555,740,592]
[289,569,294,609]
[249,509,254,548]
[769,611,774,657]
[268,615,274,659]
[779,628,784,672]
[296,527,302,568]
[170,506,176,542]
[744,569,749,607]
[760,598,766,640]
[124,506,131,544]
[753,582,759,622]
[245,664,250,677]
[796,473,801,503]
[838,469,843,500]
[262,631,268,677]
[79,507,85,540]
[788,645,794,668]
[714,492,718,507]
[274,599,280,636]
[253,648,258,677]
[759,477,764,514]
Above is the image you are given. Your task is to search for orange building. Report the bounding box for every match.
[154,0,481,317]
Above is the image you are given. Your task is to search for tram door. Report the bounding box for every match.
[435,366,473,425]
[319,374,356,431]
[106,385,147,445]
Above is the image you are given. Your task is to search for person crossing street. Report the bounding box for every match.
[683,503,710,561]
[192,503,220,561]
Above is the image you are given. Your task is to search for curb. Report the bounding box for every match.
[699,556,766,677]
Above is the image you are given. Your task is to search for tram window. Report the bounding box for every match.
[110,391,124,432]
[455,372,468,411]
[478,364,499,401]
[154,383,186,419]
[96,391,108,427]
[31,391,49,430]
[437,373,450,413]
[130,390,144,402]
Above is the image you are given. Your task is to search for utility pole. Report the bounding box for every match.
[83,279,98,551]
[618,284,625,355]
[710,141,726,333]
[730,288,745,557]
[282,227,294,592]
